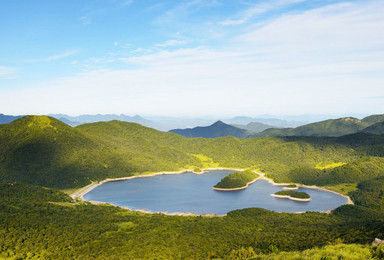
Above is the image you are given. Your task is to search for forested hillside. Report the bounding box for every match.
[0,116,200,188]
[2,116,384,189]
[254,114,384,137]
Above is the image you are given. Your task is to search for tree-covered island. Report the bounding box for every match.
[272,190,311,201]
[213,169,260,190]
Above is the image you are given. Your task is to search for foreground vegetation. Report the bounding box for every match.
[1,182,384,259]
[213,170,259,189]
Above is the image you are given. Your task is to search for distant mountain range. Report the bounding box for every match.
[0,114,24,124]
[231,122,274,133]
[2,113,383,138]
[48,114,151,127]
[169,114,384,138]
[223,116,305,128]
[253,114,384,137]
[169,121,253,138]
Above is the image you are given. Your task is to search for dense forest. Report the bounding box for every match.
[1,115,384,258]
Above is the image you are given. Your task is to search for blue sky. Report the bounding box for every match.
[1,0,383,117]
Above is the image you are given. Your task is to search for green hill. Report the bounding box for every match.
[274,190,310,199]
[213,170,259,189]
[361,122,384,135]
[0,116,201,188]
[254,115,384,137]
[169,120,253,138]
[360,114,384,125]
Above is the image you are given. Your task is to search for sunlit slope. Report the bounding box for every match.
[0,116,201,188]
[75,120,201,171]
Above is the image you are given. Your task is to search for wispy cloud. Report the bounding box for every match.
[122,0,134,7]
[155,40,186,47]
[79,15,92,25]
[0,66,15,78]
[24,50,78,63]
[219,0,307,26]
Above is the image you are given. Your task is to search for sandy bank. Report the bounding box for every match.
[260,177,354,206]
[282,186,299,190]
[270,193,311,202]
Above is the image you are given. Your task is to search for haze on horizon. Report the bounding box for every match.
[1,0,383,117]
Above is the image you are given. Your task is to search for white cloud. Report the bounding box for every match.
[155,40,186,47]
[3,0,384,116]
[219,0,307,26]
[24,50,78,63]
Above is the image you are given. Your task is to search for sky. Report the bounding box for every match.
[0,0,383,117]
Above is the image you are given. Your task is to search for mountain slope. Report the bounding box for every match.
[361,121,384,135]
[361,114,384,125]
[0,116,200,188]
[254,116,384,137]
[169,120,252,138]
[231,122,273,133]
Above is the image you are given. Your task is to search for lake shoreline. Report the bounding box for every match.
[70,168,244,201]
[260,177,354,206]
[70,168,353,216]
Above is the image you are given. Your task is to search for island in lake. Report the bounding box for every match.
[212,170,260,191]
[283,184,298,190]
[271,190,311,202]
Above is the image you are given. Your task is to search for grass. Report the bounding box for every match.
[315,162,347,170]
[257,243,373,260]
[324,183,358,195]
[190,154,220,168]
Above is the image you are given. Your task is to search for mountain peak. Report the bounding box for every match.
[169,120,251,138]
[212,120,225,126]
[11,115,70,129]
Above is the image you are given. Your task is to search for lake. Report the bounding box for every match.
[84,170,348,215]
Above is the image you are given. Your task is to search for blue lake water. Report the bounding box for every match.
[84,170,348,215]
